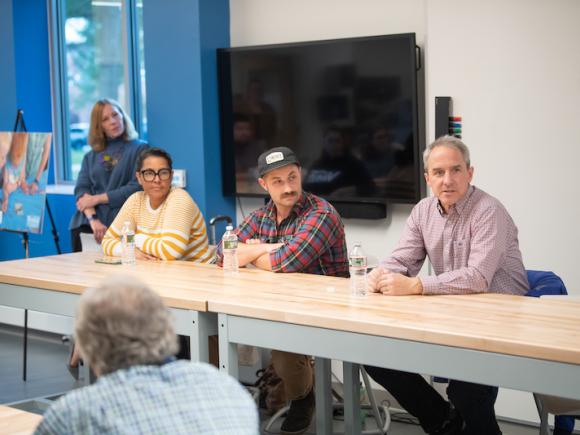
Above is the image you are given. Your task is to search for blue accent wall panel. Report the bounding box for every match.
[198,0,232,222]
[0,0,70,260]
[143,0,234,225]
[12,0,52,133]
[0,0,17,130]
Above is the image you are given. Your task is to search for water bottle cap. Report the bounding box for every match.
[226,225,233,231]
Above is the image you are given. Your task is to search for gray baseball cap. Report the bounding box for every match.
[257,147,301,177]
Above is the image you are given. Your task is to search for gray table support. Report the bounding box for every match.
[216,313,580,435]
[218,313,335,434]
[315,357,333,435]
[0,283,214,368]
[343,361,362,434]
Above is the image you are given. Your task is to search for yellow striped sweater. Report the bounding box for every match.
[101,187,212,262]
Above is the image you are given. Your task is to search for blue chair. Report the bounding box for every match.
[525,270,577,435]
[525,270,567,298]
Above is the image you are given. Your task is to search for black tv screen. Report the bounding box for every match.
[218,33,424,205]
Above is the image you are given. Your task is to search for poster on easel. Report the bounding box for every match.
[0,131,52,234]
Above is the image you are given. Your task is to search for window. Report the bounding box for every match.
[49,0,147,182]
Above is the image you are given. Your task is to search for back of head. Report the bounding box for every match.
[75,276,178,376]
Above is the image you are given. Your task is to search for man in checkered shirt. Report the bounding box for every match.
[34,276,258,435]
[364,135,529,435]
[216,146,349,435]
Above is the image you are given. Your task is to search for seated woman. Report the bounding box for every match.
[101,147,212,262]
[69,99,148,252]
[68,148,212,377]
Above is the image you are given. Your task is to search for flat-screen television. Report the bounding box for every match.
[217,33,424,214]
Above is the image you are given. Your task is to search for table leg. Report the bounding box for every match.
[218,313,239,378]
[344,361,362,435]
[189,311,217,363]
[315,357,333,435]
[22,309,28,381]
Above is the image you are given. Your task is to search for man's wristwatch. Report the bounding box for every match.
[87,214,98,222]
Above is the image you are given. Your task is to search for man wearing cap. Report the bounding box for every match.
[216,146,349,434]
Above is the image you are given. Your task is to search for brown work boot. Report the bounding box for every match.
[280,387,315,435]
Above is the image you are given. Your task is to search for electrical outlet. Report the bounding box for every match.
[172,169,186,188]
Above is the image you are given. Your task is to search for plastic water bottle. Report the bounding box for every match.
[349,242,367,297]
[121,221,136,265]
[222,225,239,275]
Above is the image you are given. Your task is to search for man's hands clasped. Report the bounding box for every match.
[367,267,423,296]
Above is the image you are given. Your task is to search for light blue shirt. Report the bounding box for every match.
[34,360,259,435]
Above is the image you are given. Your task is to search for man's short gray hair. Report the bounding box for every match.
[75,276,179,376]
[423,135,471,172]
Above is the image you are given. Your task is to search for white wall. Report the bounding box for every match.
[426,0,580,294]
[230,0,580,425]
[230,0,428,269]
[425,0,580,424]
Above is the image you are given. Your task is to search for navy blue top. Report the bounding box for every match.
[69,138,149,230]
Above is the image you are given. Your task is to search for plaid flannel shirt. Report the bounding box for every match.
[217,192,348,277]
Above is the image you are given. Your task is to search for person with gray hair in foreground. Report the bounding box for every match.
[34,276,259,435]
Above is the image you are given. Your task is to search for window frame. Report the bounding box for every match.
[47,0,145,184]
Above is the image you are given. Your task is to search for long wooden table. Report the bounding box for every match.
[1,253,579,435]
[0,405,42,435]
[0,252,218,364]
[209,267,580,434]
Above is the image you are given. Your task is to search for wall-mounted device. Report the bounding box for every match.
[435,96,462,139]
[172,169,186,188]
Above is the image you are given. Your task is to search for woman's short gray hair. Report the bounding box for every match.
[75,276,179,376]
[423,135,471,172]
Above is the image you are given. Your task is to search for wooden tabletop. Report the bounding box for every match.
[0,252,209,311]
[0,405,42,435]
[207,267,580,365]
[1,253,579,365]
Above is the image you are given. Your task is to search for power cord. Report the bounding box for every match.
[237,196,246,220]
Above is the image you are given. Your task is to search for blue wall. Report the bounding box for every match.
[0,0,233,260]
[143,0,234,224]
[0,0,16,130]
[0,0,74,260]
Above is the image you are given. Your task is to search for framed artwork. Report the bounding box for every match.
[0,132,52,234]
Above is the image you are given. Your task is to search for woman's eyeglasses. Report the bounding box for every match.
[140,168,172,182]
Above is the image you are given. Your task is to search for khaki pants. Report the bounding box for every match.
[271,350,313,401]
[209,336,313,401]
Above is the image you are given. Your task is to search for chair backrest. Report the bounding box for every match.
[525,270,568,298]
[208,215,233,245]
[525,270,576,434]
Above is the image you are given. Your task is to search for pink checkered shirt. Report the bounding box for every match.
[382,185,529,295]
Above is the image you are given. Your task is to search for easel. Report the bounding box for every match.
[9,109,62,381]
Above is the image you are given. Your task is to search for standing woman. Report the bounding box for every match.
[69,99,148,252]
